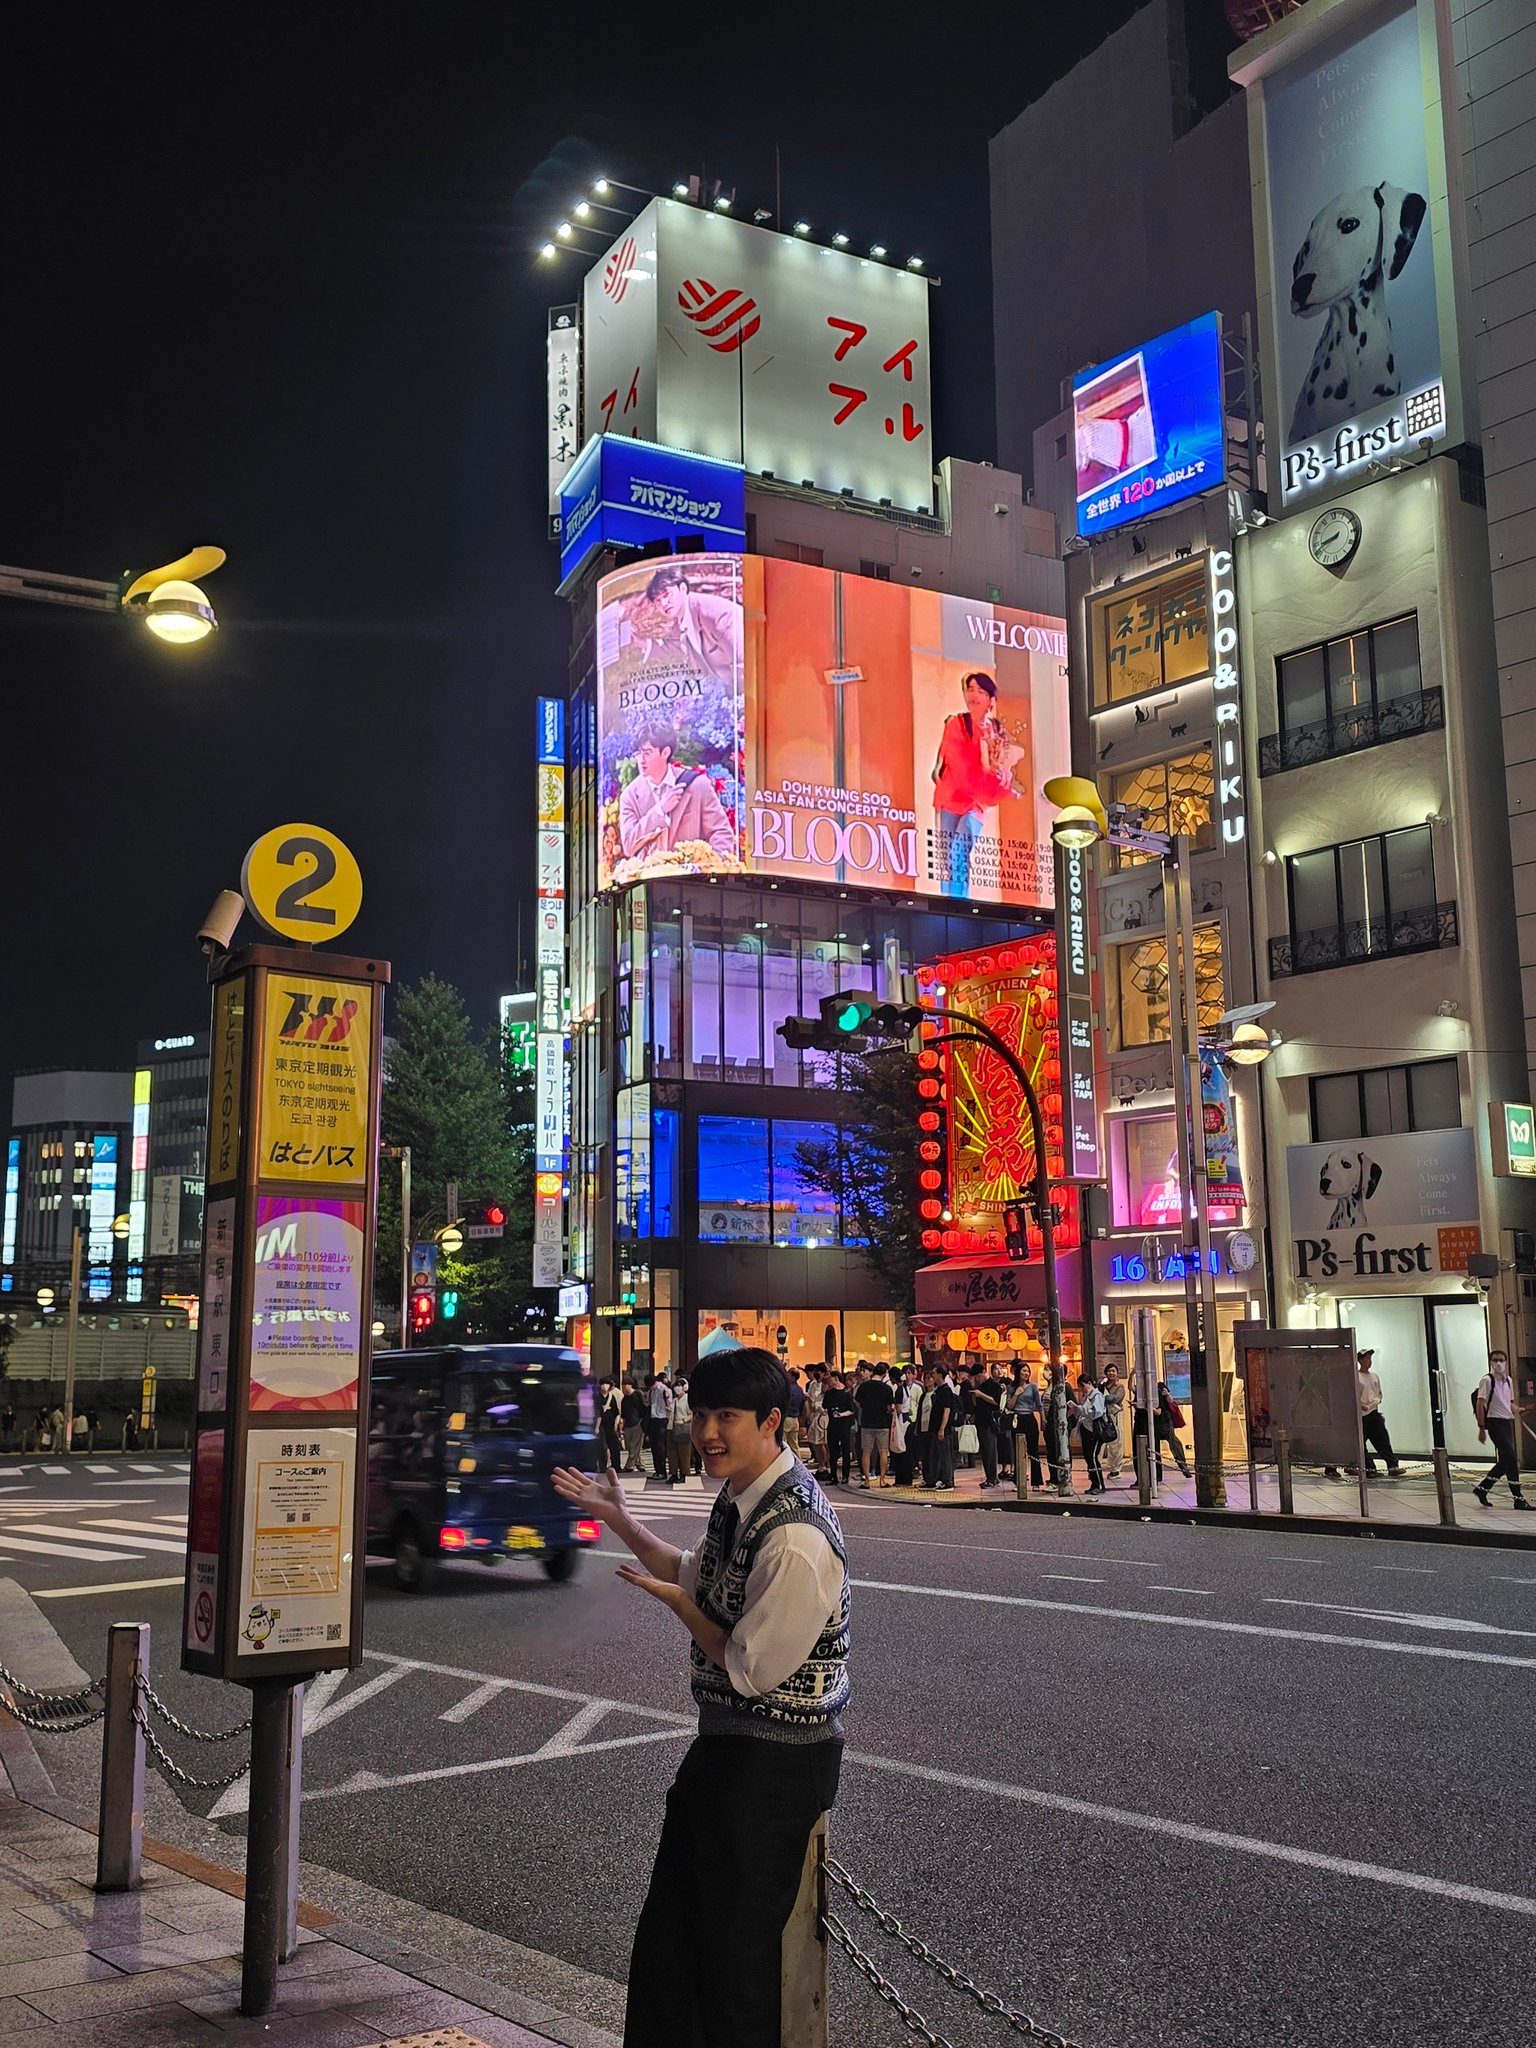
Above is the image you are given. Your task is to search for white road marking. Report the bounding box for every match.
[0,1532,139,1562]
[439,1680,506,1725]
[1042,1574,1105,1584]
[1263,1599,1536,1640]
[73,1521,191,1553]
[1372,1565,1437,1574]
[84,1465,115,1475]
[99,1478,190,1488]
[15,1521,189,1556]
[41,1467,68,1476]
[209,1665,413,1818]
[1490,1577,1536,1585]
[129,1463,167,1472]
[850,1577,1536,1669]
[35,1575,184,1599]
[850,1753,1536,1919]
[1147,1586,1213,1596]
[850,1533,1166,1567]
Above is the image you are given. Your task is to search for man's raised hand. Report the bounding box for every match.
[551,1464,627,1525]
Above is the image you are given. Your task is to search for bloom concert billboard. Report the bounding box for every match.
[594,554,1069,909]
[1073,312,1225,537]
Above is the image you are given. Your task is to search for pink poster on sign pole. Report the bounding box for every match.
[249,1196,365,1411]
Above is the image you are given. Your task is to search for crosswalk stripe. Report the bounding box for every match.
[41,1466,68,1476]
[0,1532,139,1562]
[75,1521,191,1553]
[128,1463,164,1472]
[85,1464,115,1474]
[14,1521,187,1556]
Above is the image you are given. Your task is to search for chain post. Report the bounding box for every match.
[95,1623,148,1893]
[781,1811,828,2048]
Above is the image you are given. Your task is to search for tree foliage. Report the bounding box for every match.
[378,976,553,1341]
[793,1047,924,1317]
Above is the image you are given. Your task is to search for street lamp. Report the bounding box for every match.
[0,544,226,643]
[1045,776,1266,1509]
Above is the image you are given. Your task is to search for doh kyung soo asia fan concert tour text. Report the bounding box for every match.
[595,553,1069,910]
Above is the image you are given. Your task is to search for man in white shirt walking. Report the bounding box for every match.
[1474,1349,1533,1510]
[1355,1349,1406,1479]
[554,1349,848,2048]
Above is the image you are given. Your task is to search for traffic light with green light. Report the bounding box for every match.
[441,1288,460,1321]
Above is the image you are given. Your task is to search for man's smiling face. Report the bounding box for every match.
[691,1401,781,1490]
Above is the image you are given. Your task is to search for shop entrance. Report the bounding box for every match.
[1117,1298,1252,1468]
[1334,1294,1489,1459]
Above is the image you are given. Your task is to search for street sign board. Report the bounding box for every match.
[1490,1102,1536,1179]
[241,824,364,945]
[183,944,388,1683]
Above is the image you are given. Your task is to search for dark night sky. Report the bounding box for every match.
[2,0,1150,1096]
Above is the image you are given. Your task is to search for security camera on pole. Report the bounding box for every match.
[181,822,388,2020]
[1047,777,1274,1511]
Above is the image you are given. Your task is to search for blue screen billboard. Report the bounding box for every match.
[558,435,746,588]
[1073,311,1224,537]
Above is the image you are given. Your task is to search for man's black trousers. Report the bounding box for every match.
[624,1730,842,2048]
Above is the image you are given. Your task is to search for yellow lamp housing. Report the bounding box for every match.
[1225,1021,1274,1066]
[1043,774,1108,844]
[120,546,225,644]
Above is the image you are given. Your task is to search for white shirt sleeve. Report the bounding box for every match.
[678,1547,699,1600]
[721,1524,845,1700]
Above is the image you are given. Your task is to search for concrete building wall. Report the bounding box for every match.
[1448,0,1536,1098]
[989,0,1254,491]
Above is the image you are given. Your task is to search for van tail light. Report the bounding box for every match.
[440,1528,467,1551]
[575,1519,602,1544]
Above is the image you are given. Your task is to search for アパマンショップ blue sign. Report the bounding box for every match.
[558,435,746,588]
[1074,311,1225,537]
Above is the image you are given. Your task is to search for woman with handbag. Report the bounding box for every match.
[1075,1373,1108,1495]
[956,1371,980,1471]
[1010,1364,1045,1490]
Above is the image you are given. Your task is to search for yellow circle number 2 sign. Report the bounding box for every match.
[241,824,363,945]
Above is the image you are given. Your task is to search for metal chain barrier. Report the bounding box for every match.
[138,1675,251,1743]
[131,1694,251,1793]
[825,1857,1086,2048]
[0,1663,105,1735]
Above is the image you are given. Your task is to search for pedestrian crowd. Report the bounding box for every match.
[594,1357,1196,1498]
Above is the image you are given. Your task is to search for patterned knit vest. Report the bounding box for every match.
[690,1459,851,1744]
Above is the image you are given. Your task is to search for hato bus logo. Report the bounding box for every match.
[603,236,638,302]
[677,278,760,352]
[279,990,359,1043]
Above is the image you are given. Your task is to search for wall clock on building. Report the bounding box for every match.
[1308,506,1361,571]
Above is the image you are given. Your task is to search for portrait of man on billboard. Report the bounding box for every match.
[631,564,742,684]
[596,553,746,889]
[618,723,739,865]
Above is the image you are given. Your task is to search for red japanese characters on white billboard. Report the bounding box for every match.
[582,200,934,513]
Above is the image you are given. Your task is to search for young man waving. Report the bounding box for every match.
[553,1348,850,2048]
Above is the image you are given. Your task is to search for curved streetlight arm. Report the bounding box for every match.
[922,1005,1063,1382]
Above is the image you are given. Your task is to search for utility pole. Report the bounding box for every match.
[61,1226,82,1454]
[382,1146,411,1348]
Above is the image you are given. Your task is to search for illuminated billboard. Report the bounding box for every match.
[1073,312,1224,537]
[583,200,934,512]
[914,944,1080,1262]
[1236,0,1463,511]
[595,554,1069,909]
[559,434,746,588]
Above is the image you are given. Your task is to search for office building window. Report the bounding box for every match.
[1107,746,1216,868]
[1265,615,1436,772]
[1278,826,1450,976]
[1309,1059,1461,1142]
[859,559,892,581]
[777,541,824,566]
[697,1114,846,1246]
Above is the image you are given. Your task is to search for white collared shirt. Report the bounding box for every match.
[678,1447,845,1700]
[1357,1369,1383,1415]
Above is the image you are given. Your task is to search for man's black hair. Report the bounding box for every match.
[688,1347,789,1445]
[646,564,689,597]
[636,720,676,755]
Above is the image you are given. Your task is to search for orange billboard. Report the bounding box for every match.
[596,554,1068,909]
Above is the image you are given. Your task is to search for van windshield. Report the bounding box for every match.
[457,1372,594,1436]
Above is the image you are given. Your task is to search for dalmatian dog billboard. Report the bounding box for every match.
[1286,1126,1479,1282]
[1252,2,1457,510]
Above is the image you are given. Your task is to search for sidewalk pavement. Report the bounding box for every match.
[0,1583,622,2048]
[835,1454,1536,1545]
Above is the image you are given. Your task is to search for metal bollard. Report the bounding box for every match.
[1013,1443,1030,1501]
[96,1622,148,1892]
[1433,1447,1457,1528]
[780,1812,828,2048]
[1275,1430,1295,1517]
[1134,1434,1152,1507]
